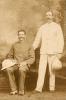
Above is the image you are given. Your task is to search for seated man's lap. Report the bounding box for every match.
[6,65,18,72]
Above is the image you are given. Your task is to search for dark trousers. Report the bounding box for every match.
[6,65,26,92]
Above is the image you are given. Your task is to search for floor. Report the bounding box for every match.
[0,69,66,100]
[0,91,66,100]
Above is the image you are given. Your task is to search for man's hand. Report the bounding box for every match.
[20,61,27,67]
[56,53,62,59]
[19,61,29,71]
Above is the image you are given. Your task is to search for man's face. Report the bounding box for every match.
[46,11,53,20]
[18,31,26,41]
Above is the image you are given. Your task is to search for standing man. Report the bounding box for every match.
[5,30,35,95]
[33,11,64,93]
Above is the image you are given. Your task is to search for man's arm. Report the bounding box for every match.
[56,25,64,59]
[57,25,64,53]
[6,45,14,59]
[33,28,42,50]
[20,47,35,68]
[26,47,35,66]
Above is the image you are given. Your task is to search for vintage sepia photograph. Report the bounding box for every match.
[0,0,66,100]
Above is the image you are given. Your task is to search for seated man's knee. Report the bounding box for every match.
[19,67,25,72]
[19,66,27,72]
[19,68,26,77]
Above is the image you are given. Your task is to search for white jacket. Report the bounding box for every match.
[33,22,64,54]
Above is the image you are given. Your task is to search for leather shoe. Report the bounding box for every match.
[10,90,18,95]
[19,90,25,96]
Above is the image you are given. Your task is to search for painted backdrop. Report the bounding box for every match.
[0,0,64,60]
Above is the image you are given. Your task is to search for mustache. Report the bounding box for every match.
[19,37,25,38]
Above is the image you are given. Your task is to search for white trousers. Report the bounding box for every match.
[35,54,55,92]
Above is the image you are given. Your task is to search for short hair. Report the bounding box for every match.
[18,30,26,35]
[46,11,53,16]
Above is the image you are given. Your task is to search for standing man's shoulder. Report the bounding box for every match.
[38,23,48,32]
[39,23,48,29]
[52,22,61,28]
[51,22,62,31]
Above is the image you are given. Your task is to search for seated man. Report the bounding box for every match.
[3,30,35,95]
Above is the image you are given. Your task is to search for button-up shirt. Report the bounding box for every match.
[7,40,35,65]
[33,22,64,54]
